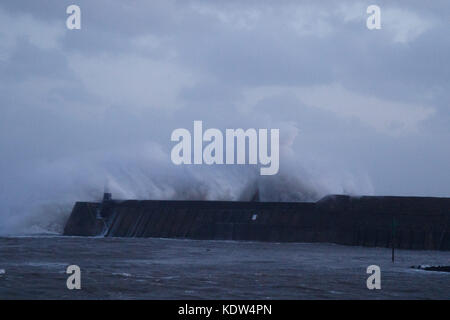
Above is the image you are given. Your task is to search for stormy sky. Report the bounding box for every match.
[0,0,449,233]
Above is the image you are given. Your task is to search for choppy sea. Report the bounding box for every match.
[0,236,448,299]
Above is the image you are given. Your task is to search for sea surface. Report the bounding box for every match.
[0,236,449,299]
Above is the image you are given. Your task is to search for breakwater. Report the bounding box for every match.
[63,195,450,250]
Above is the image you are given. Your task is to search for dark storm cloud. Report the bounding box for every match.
[1,38,71,81]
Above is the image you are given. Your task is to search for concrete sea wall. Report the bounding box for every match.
[63,195,450,250]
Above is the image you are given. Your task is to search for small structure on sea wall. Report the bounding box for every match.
[63,194,450,251]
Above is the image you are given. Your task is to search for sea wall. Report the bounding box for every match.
[63,195,450,250]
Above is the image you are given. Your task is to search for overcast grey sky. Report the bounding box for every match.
[0,0,449,233]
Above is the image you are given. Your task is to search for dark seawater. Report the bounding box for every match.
[0,236,448,300]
